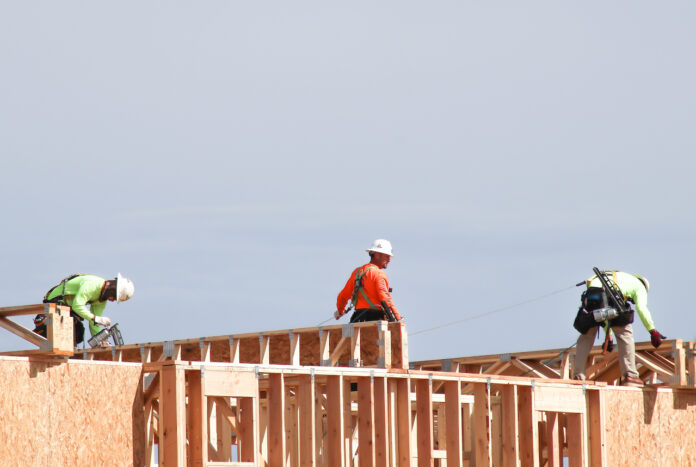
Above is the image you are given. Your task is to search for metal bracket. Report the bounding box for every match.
[371,370,375,382]
[342,323,354,338]
[259,333,264,344]
[318,327,323,338]
[377,357,386,368]
[376,339,385,346]
[531,379,536,393]
[349,359,359,368]
[441,359,453,372]
[500,353,512,362]
[199,337,206,349]
[140,344,146,357]
[288,330,294,341]
[321,359,332,367]
[163,341,174,359]
[255,366,260,379]
[486,377,491,392]
[229,335,235,345]
[310,367,315,381]
[111,347,117,359]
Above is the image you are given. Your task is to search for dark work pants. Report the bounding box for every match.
[349,309,386,323]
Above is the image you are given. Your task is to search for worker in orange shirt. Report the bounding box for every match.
[335,239,402,323]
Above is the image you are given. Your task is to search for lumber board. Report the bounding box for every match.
[415,378,433,467]
[268,373,286,466]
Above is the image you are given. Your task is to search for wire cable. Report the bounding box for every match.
[409,284,577,337]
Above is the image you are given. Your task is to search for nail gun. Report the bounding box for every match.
[87,323,124,348]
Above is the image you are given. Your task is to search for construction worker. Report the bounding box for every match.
[34,273,135,346]
[335,239,402,323]
[573,270,665,387]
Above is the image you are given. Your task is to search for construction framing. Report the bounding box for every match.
[412,339,696,388]
[1,309,695,466]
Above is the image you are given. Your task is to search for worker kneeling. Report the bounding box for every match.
[34,273,134,347]
[335,239,402,323]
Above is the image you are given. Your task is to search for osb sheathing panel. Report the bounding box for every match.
[0,357,145,466]
[604,388,696,466]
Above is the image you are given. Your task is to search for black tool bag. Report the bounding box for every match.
[573,306,597,334]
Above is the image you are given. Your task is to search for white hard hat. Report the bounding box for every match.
[633,274,649,292]
[116,273,135,303]
[366,239,393,257]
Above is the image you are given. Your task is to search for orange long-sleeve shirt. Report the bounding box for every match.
[336,263,401,320]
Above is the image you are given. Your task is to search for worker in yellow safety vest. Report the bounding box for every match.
[573,270,665,387]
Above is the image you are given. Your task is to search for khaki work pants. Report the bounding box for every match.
[574,323,638,379]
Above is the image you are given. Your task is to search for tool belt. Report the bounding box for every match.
[574,288,634,333]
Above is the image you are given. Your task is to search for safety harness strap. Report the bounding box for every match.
[351,265,381,310]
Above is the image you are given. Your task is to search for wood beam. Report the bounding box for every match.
[160,364,186,465]
[415,378,433,467]
[268,373,286,466]
[445,380,463,467]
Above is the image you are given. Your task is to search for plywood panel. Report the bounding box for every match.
[604,388,696,466]
[0,357,144,466]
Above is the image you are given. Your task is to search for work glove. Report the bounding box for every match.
[649,329,666,348]
[94,315,111,327]
[334,310,342,320]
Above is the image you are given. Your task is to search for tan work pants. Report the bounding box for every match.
[574,323,638,379]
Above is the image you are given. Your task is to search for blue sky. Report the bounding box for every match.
[1,2,694,360]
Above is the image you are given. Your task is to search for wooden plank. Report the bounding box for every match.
[268,373,286,466]
[500,385,519,467]
[320,329,331,367]
[395,377,411,466]
[0,303,45,317]
[330,337,349,367]
[290,331,301,366]
[566,413,585,467]
[238,397,256,463]
[473,382,491,467]
[587,390,606,466]
[260,335,270,366]
[517,386,538,466]
[287,386,300,467]
[378,322,391,369]
[188,370,208,466]
[0,316,47,347]
[687,342,696,387]
[534,386,585,413]
[204,369,258,398]
[160,365,187,465]
[415,378,433,467]
[342,378,352,467]
[560,352,571,380]
[216,398,233,462]
[358,376,375,467]
[230,336,240,364]
[373,377,389,467]
[634,353,674,380]
[546,412,561,467]
[200,339,212,362]
[351,327,361,367]
[298,374,316,467]
[327,375,345,466]
[672,339,686,386]
[445,381,463,467]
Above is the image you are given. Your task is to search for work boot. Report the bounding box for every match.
[620,375,644,387]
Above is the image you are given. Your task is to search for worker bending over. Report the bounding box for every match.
[335,239,402,323]
[34,273,134,346]
[573,270,664,387]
